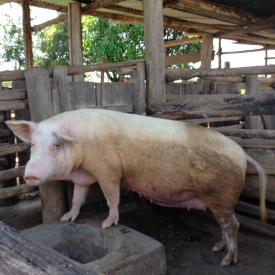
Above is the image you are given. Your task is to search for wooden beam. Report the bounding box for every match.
[29,1,67,12]
[165,52,202,66]
[146,92,275,120]
[164,37,202,47]
[218,34,275,45]
[0,183,37,200]
[0,222,98,275]
[22,0,33,68]
[23,67,67,223]
[217,14,275,37]
[0,143,30,157]
[177,0,261,24]
[143,0,166,104]
[68,2,84,82]
[82,0,122,14]
[166,2,258,26]
[166,65,275,82]
[32,15,67,32]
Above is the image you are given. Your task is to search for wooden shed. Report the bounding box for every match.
[1,0,275,271]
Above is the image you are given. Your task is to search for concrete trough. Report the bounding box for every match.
[23,218,166,275]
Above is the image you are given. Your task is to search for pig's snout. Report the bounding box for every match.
[24,174,41,186]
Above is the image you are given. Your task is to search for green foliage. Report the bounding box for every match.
[0,15,25,70]
[34,19,69,67]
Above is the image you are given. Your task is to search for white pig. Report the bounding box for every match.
[5,108,266,266]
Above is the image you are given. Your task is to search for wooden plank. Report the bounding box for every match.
[185,83,201,95]
[147,92,275,119]
[23,67,67,223]
[0,221,99,275]
[0,143,31,157]
[101,83,132,106]
[243,175,275,201]
[236,201,275,221]
[230,137,275,149]
[216,83,240,94]
[236,214,275,239]
[53,66,72,112]
[166,65,275,82]
[201,34,213,94]
[32,14,67,32]
[22,0,33,68]
[182,116,243,125]
[0,60,144,82]
[88,104,133,113]
[143,0,166,104]
[70,82,96,109]
[82,0,121,14]
[245,149,275,175]
[0,90,27,100]
[131,61,146,114]
[68,2,84,82]
[0,100,28,111]
[0,183,37,200]
[164,37,202,47]
[0,165,25,182]
[0,130,11,138]
[166,83,184,95]
[23,67,54,122]
[165,52,201,66]
[244,75,261,129]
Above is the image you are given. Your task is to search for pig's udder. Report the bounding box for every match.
[122,180,208,211]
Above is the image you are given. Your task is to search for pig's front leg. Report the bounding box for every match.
[60,184,90,222]
[99,180,120,229]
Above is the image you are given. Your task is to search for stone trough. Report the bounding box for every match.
[23,218,166,275]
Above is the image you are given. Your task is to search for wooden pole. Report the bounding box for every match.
[201,34,213,94]
[101,56,107,83]
[244,75,261,129]
[23,68,67,223]
[218,38,221,69]
[22,0,33,68]
[142,0,166,105]
[68,2,84,82]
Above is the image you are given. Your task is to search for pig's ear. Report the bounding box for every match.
[57,128,75,142]
[5,120,37,142]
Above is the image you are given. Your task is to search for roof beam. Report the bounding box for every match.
[176,0,262,23]
[82,0,121,14]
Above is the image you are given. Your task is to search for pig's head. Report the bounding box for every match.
[5,120,75,186]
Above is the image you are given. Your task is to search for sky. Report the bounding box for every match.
[0,2,274,72]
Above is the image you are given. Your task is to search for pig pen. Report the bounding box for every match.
[1,63,275,274]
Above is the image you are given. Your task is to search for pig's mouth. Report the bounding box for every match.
[24,174,42,186]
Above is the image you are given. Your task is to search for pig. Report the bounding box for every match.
[5,108,267,267]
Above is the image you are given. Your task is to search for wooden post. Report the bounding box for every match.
[68,2,84,82]
[23,67,67,223]
[201,34,213,94]
[218,38,222,69]
[142,0,166,105]
[131,62,146,114]
[22,0,33,68]
[101,56,107,83]
[244,75,261,129]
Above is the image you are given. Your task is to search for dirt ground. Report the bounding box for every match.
[1,198,275,275]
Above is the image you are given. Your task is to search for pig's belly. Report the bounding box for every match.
[121,179,208,211]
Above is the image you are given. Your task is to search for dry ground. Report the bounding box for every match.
[1,198,275,275]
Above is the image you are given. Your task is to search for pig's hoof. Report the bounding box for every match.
[219,252,237,267]
[101,216,119,229]
[212,239,227,252]
[60,211,79,222]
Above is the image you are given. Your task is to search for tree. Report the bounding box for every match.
[0,15,25,70]
[34,19,69,67]
[82,17,145,82]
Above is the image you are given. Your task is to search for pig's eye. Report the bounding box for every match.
[31,143,34,147]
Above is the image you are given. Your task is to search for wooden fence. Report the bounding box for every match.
[148,65,275,237]
[1,61,275,238]
[0,60,145,221]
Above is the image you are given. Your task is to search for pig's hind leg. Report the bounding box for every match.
[211,209,239,266]
[60,185,90,222]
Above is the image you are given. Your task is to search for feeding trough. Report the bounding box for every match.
[23,218,166,275]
